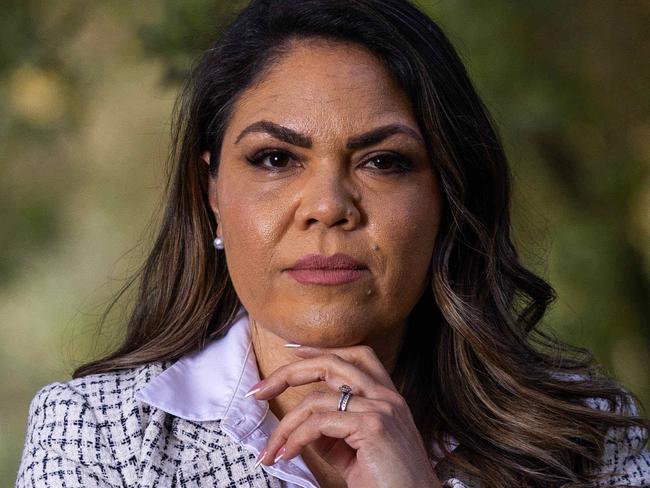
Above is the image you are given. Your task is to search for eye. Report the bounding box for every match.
[362,153,414,173]
[245,149,298,170]
[245,149,414,174]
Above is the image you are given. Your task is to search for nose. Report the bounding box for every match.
[295,163,361,231]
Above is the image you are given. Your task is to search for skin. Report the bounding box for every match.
[202,38,443,488]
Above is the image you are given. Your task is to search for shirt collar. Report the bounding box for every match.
[135,305,268,440]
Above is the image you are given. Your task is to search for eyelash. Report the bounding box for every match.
[245,149,414,174]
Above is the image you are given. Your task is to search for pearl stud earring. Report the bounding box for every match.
[213,236,224,250]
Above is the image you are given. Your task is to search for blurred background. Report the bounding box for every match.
[1,0,649,483]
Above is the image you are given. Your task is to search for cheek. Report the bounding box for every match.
[219,178,298,310]
[218,183,289,296]
[229,197,279,243]
[219,167,286,245]
[370,183,440,286]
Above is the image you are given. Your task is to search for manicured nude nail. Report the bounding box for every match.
[254,449,267,469]
[244,387,261,398]
[245,380,265,398]
[284,343,302,348]
[274,446,286,463]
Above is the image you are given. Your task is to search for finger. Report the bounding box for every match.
[252,353,396,401]
[287,344,396,391]
[264,390,396,462]
[271,411,384,464]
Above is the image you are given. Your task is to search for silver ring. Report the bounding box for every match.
[337,384,353,412]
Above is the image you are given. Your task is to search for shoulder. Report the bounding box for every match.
[23,359,175,463]
[585,388,649,454]
[559,373,650,484]
[585,389,647,450]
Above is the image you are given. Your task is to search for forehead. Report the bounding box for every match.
[225,39,417,144]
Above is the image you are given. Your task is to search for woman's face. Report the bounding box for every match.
[205,39,442,348]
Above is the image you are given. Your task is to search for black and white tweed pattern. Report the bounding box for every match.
[15,359,650,487]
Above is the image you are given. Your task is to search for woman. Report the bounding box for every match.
[16,0,650,487]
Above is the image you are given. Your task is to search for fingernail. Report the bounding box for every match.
[284,343,302,348]
[245,380,265,398]
[254,449,267,469]
[274,446,286,463]
[244,387,261,398]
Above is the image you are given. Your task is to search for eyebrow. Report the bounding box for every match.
[234,119,424,149]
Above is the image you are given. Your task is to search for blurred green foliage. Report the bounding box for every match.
[1,0,648,484]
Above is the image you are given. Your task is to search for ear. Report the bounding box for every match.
[201,150,210,166]
[202,151,221,224]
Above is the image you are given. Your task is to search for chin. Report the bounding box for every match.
[273,304,376,346]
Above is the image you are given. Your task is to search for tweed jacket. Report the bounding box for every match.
[14,353,478,488]
[16,357,650,487]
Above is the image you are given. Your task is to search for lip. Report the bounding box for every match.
[288,253,367,270]
[285,253,369,286]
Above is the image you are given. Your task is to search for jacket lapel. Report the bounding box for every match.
[170,416,284,487]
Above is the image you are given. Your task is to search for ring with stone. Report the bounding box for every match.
[337,384,353,411]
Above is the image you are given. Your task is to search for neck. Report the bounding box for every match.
[249,315,407,421]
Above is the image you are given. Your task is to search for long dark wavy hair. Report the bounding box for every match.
[72,0,649,486]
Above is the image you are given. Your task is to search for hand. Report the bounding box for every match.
[248,344,443,488]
